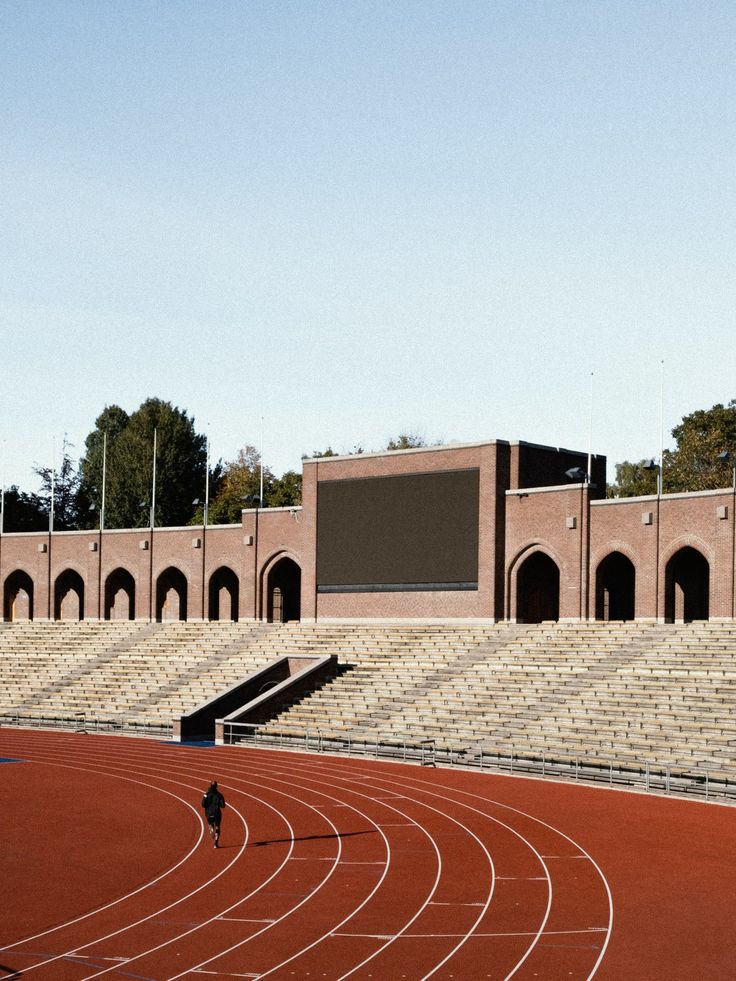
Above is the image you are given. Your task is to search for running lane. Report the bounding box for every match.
[2,729,735,980]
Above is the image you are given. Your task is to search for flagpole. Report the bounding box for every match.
[50,437,56,533]
[587,371,594,483]
[659,359,664,496]
[260,415,264,506]
[205,431,210,527]
[101,432,107,531]
[151,428,157,529]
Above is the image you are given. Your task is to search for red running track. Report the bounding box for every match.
[1,728,734,980]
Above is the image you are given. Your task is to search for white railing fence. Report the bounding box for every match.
[221,721,736,804]
[2,711,732,804]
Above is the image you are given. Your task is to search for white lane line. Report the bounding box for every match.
[334,927,607,938]
[73,754,340,981]
[0,755,206,952]
[290,856,336,861]
[216,917,276,923]
[224,756,497,981]
[264,756,563,980]
[174,750,444,981]
[166,767,391,981]
[0,749,254,978]
[272,761,522,981]
[333,760,614,981]
[192,972,261,978]
[428,901,485,906]
[341,860,385,865]
[496,876,547,881]
[57,737,391,981]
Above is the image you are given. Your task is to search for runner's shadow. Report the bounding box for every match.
[249,829,375,848]
[0,965,22,978]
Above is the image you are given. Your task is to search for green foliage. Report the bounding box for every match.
[303,445,364,459]
[386,433,427,450]
[208,445,272,524]
[77,405,130,527]
[304,447,338,458]
[666,401,736,491]
[78,399,207,527]
[608,459,660,498]
[609,400,736,497]
[1,485,48,532]
[269,470,302,507]
[34,438,80,530]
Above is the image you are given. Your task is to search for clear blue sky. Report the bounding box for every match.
[2,1,735,489]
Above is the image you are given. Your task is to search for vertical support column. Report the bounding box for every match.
[581,482,591,620]
[300,462,319,622]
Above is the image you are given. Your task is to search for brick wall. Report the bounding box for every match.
[2,438,734,623]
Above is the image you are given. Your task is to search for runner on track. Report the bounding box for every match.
[201,781,226,847]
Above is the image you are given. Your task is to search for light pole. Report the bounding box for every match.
[566,467,590,620]
[194,497,206,620]
[245,494,261,620]
[717,452,736,620]
[642,459,661,620]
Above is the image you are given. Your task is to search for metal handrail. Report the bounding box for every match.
[1,711,731,803]
[0,710,172,738]
[219,720,735,803]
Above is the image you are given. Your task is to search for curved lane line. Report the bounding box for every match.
[35,739,387,981]
[328,759,614,980]
[236,755,551,980]
[0,754,206,952]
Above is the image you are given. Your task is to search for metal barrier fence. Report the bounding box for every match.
[2,711,732,804]
[223,721,438,767]
[0,710,172,740]
[221,721,736,804]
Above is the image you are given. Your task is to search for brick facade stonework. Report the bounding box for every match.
[1,440,734,623]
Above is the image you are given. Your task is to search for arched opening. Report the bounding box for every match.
[55,569,85,621]
[595,552,636,621]
[105,568,136,620]
[156,567,188,622]
[266,557,301,622]
[665,547,709,623]
[516,551,559,623]
[208,566,239,621]
[4,570,34,621]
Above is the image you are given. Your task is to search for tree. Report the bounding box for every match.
[77,399,208,528]
[304,447,338,459]
[208,446,273,524]
[269,470,302,507]
[666,401,736,491]
[1,485,47,532]
[609,400,736,497]
[34,437,81,530]
[303,445,364,459]
[77,405,130,528]
[386,433,427,450]
[608,459,661,498]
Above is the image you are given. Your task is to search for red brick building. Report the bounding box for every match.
[1,439,732,623]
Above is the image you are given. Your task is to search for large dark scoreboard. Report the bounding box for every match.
[316,468,480,592]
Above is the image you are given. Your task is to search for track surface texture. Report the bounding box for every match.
[1,729,734,980]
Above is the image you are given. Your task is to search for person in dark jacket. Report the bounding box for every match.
[201,780,226,847]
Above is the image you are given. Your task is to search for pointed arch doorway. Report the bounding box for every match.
[266,557,301,622]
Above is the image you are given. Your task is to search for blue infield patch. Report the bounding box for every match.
[0,757,25,763]
[160,740,216,748]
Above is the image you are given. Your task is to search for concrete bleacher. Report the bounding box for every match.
[1,618,736,772]
[260,620,736,771]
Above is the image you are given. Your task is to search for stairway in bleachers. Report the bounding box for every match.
[1,619,736,771]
